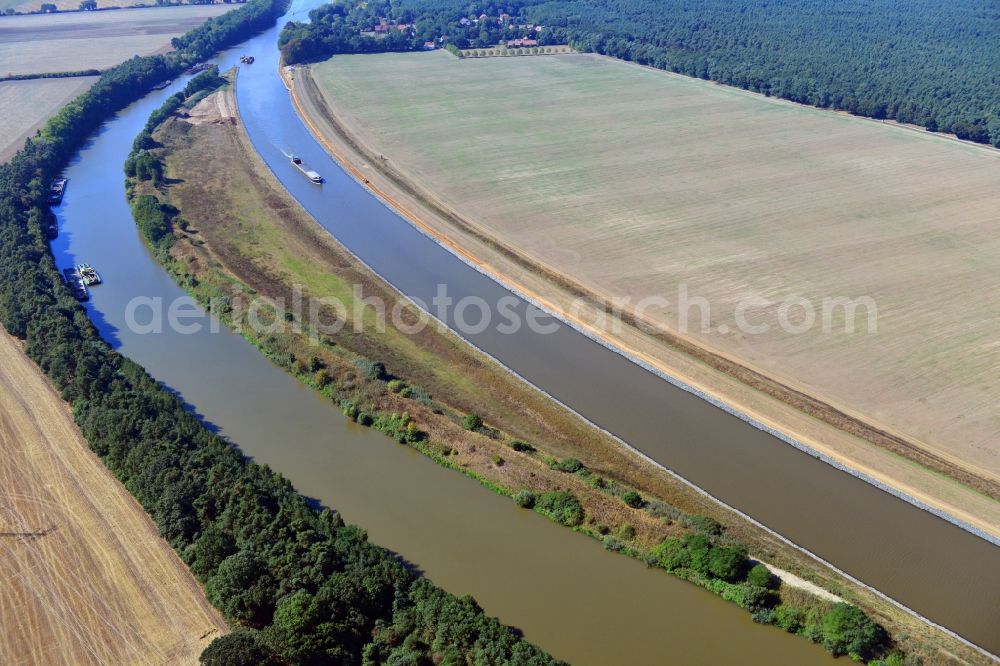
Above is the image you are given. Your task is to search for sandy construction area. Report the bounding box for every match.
[296,52,1000,535]
[0,5,235,76]
[0,330,226,664]
[0,77,97,162]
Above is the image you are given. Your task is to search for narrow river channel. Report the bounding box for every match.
[52,0,997,660]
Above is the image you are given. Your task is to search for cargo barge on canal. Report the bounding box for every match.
[290,155,323,184]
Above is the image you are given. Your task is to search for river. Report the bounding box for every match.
[51,0,998,660]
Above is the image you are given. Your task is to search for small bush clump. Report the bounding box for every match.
[535,491,584,527]
[513,490,536,509]
[509,439,536,453]
[622,490,645,508]
[549,457,583,473]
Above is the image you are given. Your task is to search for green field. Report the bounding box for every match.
[313,51,1000,480]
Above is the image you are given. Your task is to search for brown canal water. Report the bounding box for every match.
[52,0,997,659]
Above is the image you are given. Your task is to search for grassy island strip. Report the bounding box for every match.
[122,70,948,664]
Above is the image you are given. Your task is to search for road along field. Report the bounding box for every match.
[0,329,227,664]
[0,76,97,162]
[300,51,1000,536]
[0,5,236,77]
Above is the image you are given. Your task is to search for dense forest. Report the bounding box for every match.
[0,2,558,664]
[282,0,1000,146]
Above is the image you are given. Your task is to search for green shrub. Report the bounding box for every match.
[387,379,406,393]
[869,652,908,666]
[722,582,773,612]
[490,454,504,466]
[200,628,278,665]
[747,563,777,589]
[652,537,689,571]
[353,358,387,381]
[341,401,359,421]
[513,490,536,508]
[509,439,535,453]
[684,533,712,576]
[549,457,583,473]
[462,413,483,431]
[184,67,226,97]
[371,411,422,443]
[774,605,804,633]
[587,475,607,489]
[616,523,636,540]
[131,194,175,247]
[622,490,645,508]
[687,514,723,536]
[819,603,887,659]
[124,149,163,182]
[535,491,584,526]
[751,607,777,625]
[708,544,748,582]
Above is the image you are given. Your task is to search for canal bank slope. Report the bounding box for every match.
[0,329,227,664]
[138,78,988,663]
[287,60,1000,544]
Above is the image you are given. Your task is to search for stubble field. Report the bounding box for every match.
[0,76,98,161]
[0,5,235,76]
[312,51,1000,484]
[0,4,234,163]
[0,330,226,664]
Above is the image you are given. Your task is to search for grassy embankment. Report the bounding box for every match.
[122,73,992,664]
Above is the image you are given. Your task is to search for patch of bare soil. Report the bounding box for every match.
[185,89,236,126]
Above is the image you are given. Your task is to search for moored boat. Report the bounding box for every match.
[76,263,102,286]
[49,177,68,205]
[62,267,89,301]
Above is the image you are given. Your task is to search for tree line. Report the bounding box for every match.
[0,1,559,663]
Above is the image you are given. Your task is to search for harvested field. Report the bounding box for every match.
[1,0,98,12]
[0,329,227,664]
[309,51,1000,496]
[0,5,235,76]
[0,76,97,162]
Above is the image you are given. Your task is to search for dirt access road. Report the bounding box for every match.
[0,330,226,665]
